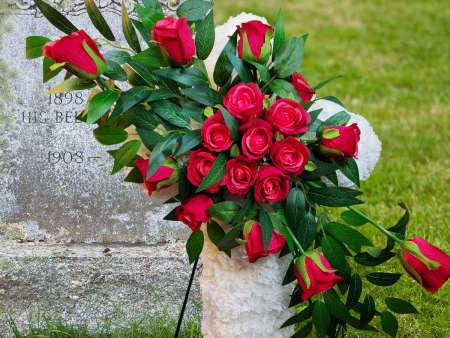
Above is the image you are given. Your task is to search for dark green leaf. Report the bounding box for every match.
[123,63,149,87]
[147,89,176,102]
[124,166,144,183]
[131,19,155,47]
[207,220,231,257]
[93,125,128,145]
[136,128,163,152]
[333,158,360,187]
[177,0,214,21]
[273,36,305,78]
[151,100,190,127]
[84,0,115,41]
[87,90,119,125]
[288,285,303,308]
[299,149,338,180]
[154,67,209,87]
[186,230,204,264]
[181,86,223,106]
[180,100,206,123]
[232,188,255,225]
[217,223,244,252]
[146,133,179,179]
[109,87,152,120]
[141,0,164,16]
[340,210,368,227]
[281,302,314,328]
[173,129,203,156]
[214,30,238,87]
[121,0,141,53]
[317,96,345,109]
[313,301,331,338]
[322,236,346,273]
[307,187,363,207]
[324,289,351,322]
[104,51,131,65]
[247,61,270,83]
[221,106,239,142]
[352,302,381,316]
[319,111,351,133]
[354,250,396,266]
[286,187,306,234]
[206,201,240,223]
[291,321,313,338]
[111,140,141,174]
[346,274,362,310]
[126,105,158,131]
[298,213,317,251]
[195,151,227,192]
[306,108,323,134]
[178,166,191,202]
[43,57,62,83]
[104,60,128,81]
[131,46,168,67]
[327,222,373,247]
[347,316,380,332]
[33,0,78,34]
[387,203,409,234]
[195,10,215,60]
[225,49,253,84]
[259,208,275,253]
[385,298,418,314]
[26,36,51,59]
[128,61,162,85]
[381,311,398,338]
[366,272,402,286]
[42,77,96,95]
[360,294,375,327]
[272,8,285,60]
[325,171,338,186]
[163,206,178,221]
[282,259,297,286]
[134,4,163,32]
[269,79,302,103]
[312,75,344,91]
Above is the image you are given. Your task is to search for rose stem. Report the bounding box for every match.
[285,226,305,255]
[97,77,114,91]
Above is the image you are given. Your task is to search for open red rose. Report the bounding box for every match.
[176,194,213,231]
[187,148,226,194]
[42,30,107,80]
[270,137,310,177]
[135,157,179,195]
[223,83,265,124]
[266,98,311,135]
[243,221,286,263]
[241,120,274,160]
[318,124,361,158]
[225,155,258,195]
[237,21,274,65]
[254,165,289,203]
[151,16,195,65]
[201,110,233,152]
[286,73,315,103]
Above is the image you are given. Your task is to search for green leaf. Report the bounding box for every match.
[322,236,346,273]
[317,96,345,109]
[381,311,398,338]
[312,75,344,91]
[43,57,62,83]
[221,106,239,143]
[178,166,192,202]
[232,188,255,226]
[146,133,179,179]
[173,129,203,156]
[136,128,163,152]
[134,5,164,32]
[121,0,141,53]
[346,273,362,310]
[269,79,302,103]
[42,77,96,95]
[141,0,165,16]
[306,108,323,133]
[131,19,155,47]
[299,149,338,180]
[84,0,115,41]
[327,222,373,247]
[111,140,141,175]
[360,294,375,327]
[273,36,305,78]
[127,61,161,86]
[333,158,360,187]
[147,89,176,102]
[206,201,240,223]
[181,87,223,106]
[259,208,274,253]
[319,111,351,132]
[93,125,128,145]
[126,105,158,131]
[154,67,208,87]
[33,0,78,35]
[109,87,152,120]
[124,166,144,183]
[207,220,231,257]
[225,49,253,84]
[298,213,317,251]
[195,151,227,192]
[325,171,338,186]
[286,187,306,234]
[179,100,206,123]
[282,260,297,286]
[132,46,169,67]
[272,8,285,60]
[387,203,409,234]
[104,51,131,65]
[246,61,270,83]
[177,0,214,21]
[151,100,190,127]
[281,302,314,328]
[307,187,364,207]
[214,30,238,87]
[195,10,215,60]
[366,272,402,286]
[292,321,313,338]
[354,250,396,266]
[26,36,51,59]
[163,206,178,221]
[323,289,351,322]
[313,301,331,338]
[186,230,204,264]
[385,298,418,314]
[104,60,128,81]
[217,223,244,252]
[86,90,118,125]
[340,210,368,227]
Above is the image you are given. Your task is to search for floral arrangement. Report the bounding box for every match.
[26,0,450,336]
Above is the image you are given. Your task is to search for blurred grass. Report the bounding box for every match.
[216,0,450,336]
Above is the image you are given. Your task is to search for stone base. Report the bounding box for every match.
[0,241,201,334]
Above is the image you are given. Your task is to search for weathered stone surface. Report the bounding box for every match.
[0,241,202,333]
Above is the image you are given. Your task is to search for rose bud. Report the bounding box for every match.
[225,155,258,195]
[266,98,311,136]
[286,73,315,103]
[223,82,265,124]
[254,165,290,203]
[240,120,274,160]
[294,252,344,301]
[397,237,450,292]
[237,21,274,65]
[176,194,214,231]
[243,220,286,263]
[270,137,310,177]
[42,30,107,81]
[201,110,233,152]
[135,157,179,195]
[187,148,226,194]
[318,124,361,158]
[151,16,195,65]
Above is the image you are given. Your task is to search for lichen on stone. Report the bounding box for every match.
[56,263,70,275]
[0,257,19,273]
[22,250,53,270]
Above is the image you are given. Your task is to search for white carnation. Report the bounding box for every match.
[309,99,382,189]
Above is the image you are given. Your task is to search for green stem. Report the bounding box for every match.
[97,77,114,91]
[261,75,277,93]
[285,226,305,255]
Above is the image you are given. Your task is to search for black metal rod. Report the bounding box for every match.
[174,257,199,338]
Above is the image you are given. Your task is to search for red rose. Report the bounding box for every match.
[187,148,226,194]
[270,137,310,177]
[286,73,315,103]
[243,221,286,263]
[318,124,361,158]
[225,155,258,195]
[42,30,107,80]
[223,83,265,124]
[201,110,233,152]
[294,252,344,301]
[266,98,311,135]
[151,16,195,65]
[240,120,274,160]
[237,21,274,65]
[254,165,289,203]
[398,237,450,292]
[135,157,179,195]
[176,194,213,231]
